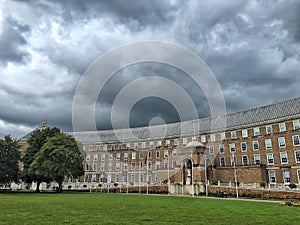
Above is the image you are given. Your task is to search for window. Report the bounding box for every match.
[293,120,300,130]
[155,161,160,170]
[266,125,272,134]
[132,152,136,160]
[279,123,286,132]
[96,145,100,152]
[150,141,154,148]
[116,153,120,160]
[253,127,260,136]
[115,174,119,183]
[89,145,93,151]
[231,131,237,139]
[84,174,88,183]
[131,162,136,170]
[241,142,247,152]
[164,150,169,158]
[254,154,261,165]
[268,170,276,183]
[126,143,130,150]
[172,149,177,157]
[148,151,152,159]
[107,174,111,183]
[116,162,120,170]
[101,154,105,161]
[174,139,179,146]
[86,154,90,161]
[201,135,206,143]
[111,145,115,151]
[118,144,122,150]
[108,162,112,170]
[210,134,216,142]
[293,135,300,146]
[85,164,89,171]
[163,160,168,169]
[182,138,187,146]
[139,151,144,159]
[266,153,274,165]
[242,155,248,165]
[209,146,214,155]
[280,152,288,164]
[148,161,152,170]
[294,150,300,163]
[100,174,104,183]
[229,143,236,153]
[220,132,226,140]
[100,162,104,170]
[219,144,225,154]
[123,174,128,183]
[142,142,146,149]
[278,137,286,148]
[192,136,197,141]
[124,153,128,160]
[139,162,143,170]
[147,174,152,184]
[109,153,113,160]
[220,157,225,166]
[172,160,176,168]
[166,140,170,147]
[130,174,135,183]
[283,170,290,184]
[134,143,138,150]
[156,150,160,158]
[103,144,107,151]
[242,129,248,138]
[265,139,272,150]
[252,140,259,150]
[93,154,98,161]
[139,174,144,183]
[297,170,300,183]
[157,141,162,147]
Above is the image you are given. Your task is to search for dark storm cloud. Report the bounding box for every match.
[0,17,31,64]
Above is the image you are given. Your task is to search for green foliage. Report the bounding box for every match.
[0,135,20,184]
[21,127,60,191]
[0,194,300,224]
[29,133,84,192]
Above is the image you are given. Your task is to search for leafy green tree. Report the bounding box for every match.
[0,135,20,185]
[29,133,84,192]
[22,127,60,192]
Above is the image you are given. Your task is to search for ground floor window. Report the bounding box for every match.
[220,157,225,166]
[295,150,300,163]
[242,155,248,165]
[268,170,276,183]
[283,170,290,184]
[298,170,300,183]
[130,174,135,183]
[122,174,127,183]
[139,174,144,183]
[254,154,260,164]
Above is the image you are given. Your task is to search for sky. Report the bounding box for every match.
[0,0,300,139]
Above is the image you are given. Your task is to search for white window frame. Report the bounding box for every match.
[157,141,162,148]
[139,151,144,159]
[268,170,276,184]
[254,154,261,165]
[93,154,98,161]
[142,142,146,149]
[219,144,224,154]
[220,132,226,141]
[283,170,290,184]
[265,139,272,150]
[293,120,300,130]
[124,153,128,160]
[201,135,206,143]
[242,129,248,138]
[131,152,136,160]
[220,157,225,166]
[208,146,214,155]
[166,140,170,147]
[174,139,179,146]
[297,169,300,183]
[253,127,260,136]
[149,141,154,148]
[164,150,168,158]
[242,155,248,165]
[278,137,286,148]
[252,140,259,150]
[156,150,160,158]
[294,150,300,163]
[229,143,236,153]
[241,142,247,152]
[155,161,160,170]
[116,153,120,160]
[182,138,187,146]
[134,143,138,150]
[172,149,176,157]
[279,123,286,132]
[231,131,237,139]
[266,153,274,165]
[280,152,288,164]
[292,135,300,146]
[210,134,216,142]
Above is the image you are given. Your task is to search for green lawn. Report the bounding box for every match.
[0,193,299,225]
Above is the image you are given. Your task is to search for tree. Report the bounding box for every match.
[22,127,60,192]
[29,133,84,192]
[0,135,20,185]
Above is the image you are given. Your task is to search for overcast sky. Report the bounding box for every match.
[0,0,300,139]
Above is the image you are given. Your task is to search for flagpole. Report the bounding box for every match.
[233,153,239,198]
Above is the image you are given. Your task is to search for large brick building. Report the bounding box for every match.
[67,97,300,191]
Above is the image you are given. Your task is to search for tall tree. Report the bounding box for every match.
[22,127,60,192]
[29,133,84,192]
[0,135,20,185]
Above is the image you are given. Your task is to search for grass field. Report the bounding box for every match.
[0,193,299,225]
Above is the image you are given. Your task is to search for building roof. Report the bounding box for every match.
[70,97,300,144]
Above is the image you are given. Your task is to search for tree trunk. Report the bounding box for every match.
[35,181,41,193]
[57,182,63,193]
